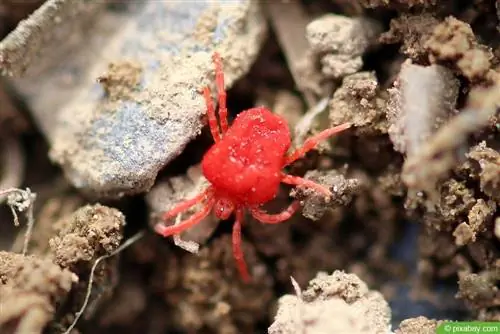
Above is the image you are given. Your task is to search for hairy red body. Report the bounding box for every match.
[202,107,290,205]
[155,52,351,282]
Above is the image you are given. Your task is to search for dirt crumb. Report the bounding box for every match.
[395,316,445,334]
[457,271,500,310]
[380,13,440,62]
[44,203,125,328]
[268,270,391,334]
[466,142,500,202]
[425,16,494,82]
[306,14,381,79]
[0,251,76,334]
[423,178,475,231]
[49,204,125,268]
[329,71,387,134]
[454,199,496,246]
[291,169,361,221]
[97,60,143,101]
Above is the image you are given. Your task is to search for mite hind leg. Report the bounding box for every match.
[232,208,250,282]
[250,201,301,224]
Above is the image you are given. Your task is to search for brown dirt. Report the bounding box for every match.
[329,71,388,134]
[0,0,499,333]
[380,13,441,63]
[0,251,77,334]
[160,235,274,334]
[290,168,361,221]
[3,201,126,333]
[425,16,494,83]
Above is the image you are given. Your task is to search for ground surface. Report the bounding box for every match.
[0,1,499,333]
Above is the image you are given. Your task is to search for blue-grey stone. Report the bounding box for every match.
[10,0,266,198]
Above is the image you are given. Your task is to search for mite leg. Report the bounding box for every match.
[212,52,228,134]
[281,173,332,199]
[250,200,301,224]
[162,187,213,221]
[155,197,215,237]
[232,207,250,282]
[284,123,351,166]
[203,86,221,142]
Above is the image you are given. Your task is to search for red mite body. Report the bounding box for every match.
[155,52,351,282]
[202,107,290,205]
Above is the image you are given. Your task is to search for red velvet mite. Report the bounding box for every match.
[155,52,351,282]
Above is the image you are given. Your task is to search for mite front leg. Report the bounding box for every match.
[284,123,351,166]
[203,86,221,142]
[250,201,301,224]
[212,52,228,134]
[233,207,250,282]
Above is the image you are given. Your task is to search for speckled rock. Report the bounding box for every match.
[6,0,267,198]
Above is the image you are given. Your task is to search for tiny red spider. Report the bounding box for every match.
[155,52,350,282]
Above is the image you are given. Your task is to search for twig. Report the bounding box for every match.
[173,212,200,254]
[172,173,212,254]
[62,231,145,334]
[293,96,330,147]
[265,0,318,108]
[290,276,306,334]
[0,187,36,255]
[290,276,303,300]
